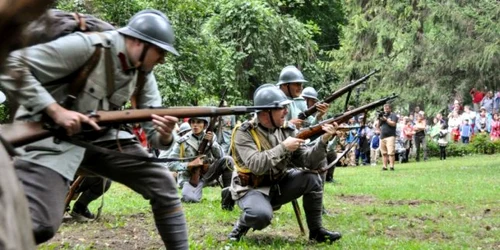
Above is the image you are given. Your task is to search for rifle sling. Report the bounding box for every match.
[58,135,197,163]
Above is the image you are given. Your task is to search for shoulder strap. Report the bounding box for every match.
[130,70,146,109]
[96,33,115,99]
[60,46,102,109]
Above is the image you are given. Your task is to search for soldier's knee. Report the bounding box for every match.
[33,225,57,244]
[245,208,273,230]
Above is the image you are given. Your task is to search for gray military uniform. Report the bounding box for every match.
[229,120,328,232]
[168,131,233,202]
[0,31,187,248]
[286,96,318,127]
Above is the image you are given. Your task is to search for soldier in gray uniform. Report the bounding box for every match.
[0,10,188,249]
[228,84,342,243]
[276,65,328,129]
[167,117,234,209]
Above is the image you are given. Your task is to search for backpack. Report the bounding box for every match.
[21,9,115,48]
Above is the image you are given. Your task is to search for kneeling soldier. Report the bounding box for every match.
[167,116,234,209]
[228,84,342,243]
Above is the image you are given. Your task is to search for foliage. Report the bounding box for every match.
[204,0,321,101]
[325,0,500,117]
[426,133,500,157]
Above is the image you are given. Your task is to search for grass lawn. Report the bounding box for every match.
[40,155,499,249]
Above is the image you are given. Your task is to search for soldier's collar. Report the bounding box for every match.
[117,52,136,73]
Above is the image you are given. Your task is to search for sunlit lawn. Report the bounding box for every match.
[40,155,499,249]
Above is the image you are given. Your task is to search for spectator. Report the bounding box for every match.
[461,105,476,132]
[480,91,494,114]
[429,117,441,142]
[470,87,485,112]
[490,113,500,141]
[402,117,414,162]
[375,103,398,171]
[494,91,500,114]
[437,124,449,160]
[370,130,380,166]
[413,112,427,162]
[460,119,473,144]
[448,111,462,142]
[475,107,492,134]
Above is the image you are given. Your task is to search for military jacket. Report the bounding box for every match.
[286,97,319,127]
[230,119,328,199]
[167,131,223,185]
[0,31,172,180]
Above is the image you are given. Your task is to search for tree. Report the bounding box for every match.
[325,0,500,116]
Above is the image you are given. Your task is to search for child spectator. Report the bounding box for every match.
[438,124,449,160]
[490,113,500,141]
[370,130,380,166]
[460,119,473,144]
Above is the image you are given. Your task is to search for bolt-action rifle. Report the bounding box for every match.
[296,94,397,140]
[0,105,280,148]
[297,69,380,120]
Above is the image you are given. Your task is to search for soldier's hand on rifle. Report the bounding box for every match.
[282,137,305,152]
[187,156,204,172]
[315,102,329,120]
[151,114,179,145]
[204,131,214,142]
[45,103,100,136]
[321,122,338,143]
[288,118,304,129]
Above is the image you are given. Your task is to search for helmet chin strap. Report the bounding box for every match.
[136,42,150,71]
[268,110,279,128]
[286,83,293,98]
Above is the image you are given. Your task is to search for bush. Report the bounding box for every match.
[427,139,474,157]
[427,133,500,158]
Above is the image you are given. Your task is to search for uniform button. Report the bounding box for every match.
[89,88,95,93]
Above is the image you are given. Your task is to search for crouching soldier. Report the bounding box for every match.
[167,116,234,210]
[227,84,342,243]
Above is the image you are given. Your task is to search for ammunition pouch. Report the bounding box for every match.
[237,171,284,188]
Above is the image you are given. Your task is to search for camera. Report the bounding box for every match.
[377,110,385,119]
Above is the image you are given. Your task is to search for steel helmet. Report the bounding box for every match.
[178,122,192,134]
[301,87,318,101]
[117,9,179,56]
[277,65,308,85]
[188,117,210,124]
[253,84,292,110]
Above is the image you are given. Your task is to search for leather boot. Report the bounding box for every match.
[221,187,235,211]
[309,227,342,243]
[228,220,250,241]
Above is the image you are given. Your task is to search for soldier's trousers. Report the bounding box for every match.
[235,169,324,232]
[72,176,112,208]
[15,140,188,250]
[181,156,233,203]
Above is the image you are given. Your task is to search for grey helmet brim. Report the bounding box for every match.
[118,27,180,56]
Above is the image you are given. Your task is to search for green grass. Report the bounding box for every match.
[39,155,500,249]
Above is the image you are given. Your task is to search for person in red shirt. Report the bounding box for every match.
[470,88,485,112]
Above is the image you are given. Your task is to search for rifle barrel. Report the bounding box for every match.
[298,69,380,120]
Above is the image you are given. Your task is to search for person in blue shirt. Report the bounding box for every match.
[370,130,380,166]
[460,119,473,144]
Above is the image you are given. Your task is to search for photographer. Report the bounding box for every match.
[375,103,398,170]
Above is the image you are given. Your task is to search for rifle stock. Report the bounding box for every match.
[296,94,397,140]
[0,105,278,148]
[298,69,380,120]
